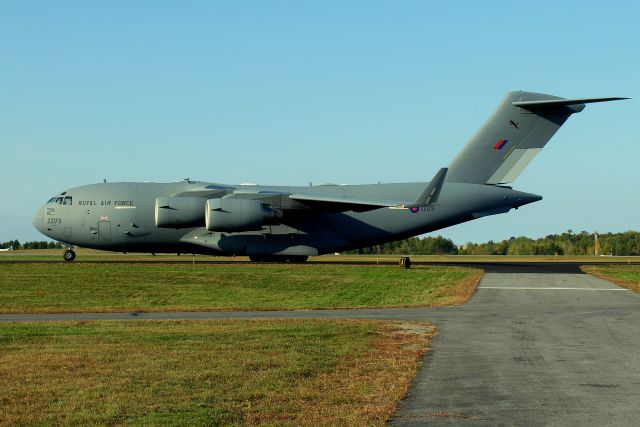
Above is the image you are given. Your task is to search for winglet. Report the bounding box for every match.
[401,167,448,208]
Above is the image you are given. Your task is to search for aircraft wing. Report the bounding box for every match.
[288,169,447,211]
[218,189,401,212]
[288,193,402,212]
[175,168,448,213]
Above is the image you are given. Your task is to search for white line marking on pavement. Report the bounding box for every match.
[479,287,628,291]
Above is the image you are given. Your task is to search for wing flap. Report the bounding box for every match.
[289,194,401,212]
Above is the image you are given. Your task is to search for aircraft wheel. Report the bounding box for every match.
[63,249,76,262]
[285,256,308,263]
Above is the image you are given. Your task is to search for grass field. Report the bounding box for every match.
[581,265,640,292]
[3,248,640,263]
[0,319,434,426]
[0,263,481,313]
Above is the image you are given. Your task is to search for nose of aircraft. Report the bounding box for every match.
[32,206,44,234]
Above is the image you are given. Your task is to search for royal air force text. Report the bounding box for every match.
[78,200,135,207]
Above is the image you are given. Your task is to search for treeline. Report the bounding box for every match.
[1,240,64,250]
[348,236,457,255]
[348,230,640,256]
[4,230,640,255]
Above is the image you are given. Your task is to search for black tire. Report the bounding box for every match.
[63,250,76,262]
[400,256,411,269]
[285,256,308,263]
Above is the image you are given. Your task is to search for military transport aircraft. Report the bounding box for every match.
[33,91,626,262]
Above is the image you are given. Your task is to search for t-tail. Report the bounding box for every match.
[446,91,628,185]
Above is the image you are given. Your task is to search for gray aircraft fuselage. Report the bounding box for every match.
[32,180,539,257]
[32,91,626,261]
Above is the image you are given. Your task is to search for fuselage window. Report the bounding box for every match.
[47,197,57,203]
[56,197,64,204]
[63,196,72,205]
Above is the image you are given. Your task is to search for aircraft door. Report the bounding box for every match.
[98,221,112,242]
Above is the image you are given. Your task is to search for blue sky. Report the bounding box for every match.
[1,1,638,244]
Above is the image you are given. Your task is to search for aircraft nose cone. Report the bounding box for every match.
[32,206,44,234]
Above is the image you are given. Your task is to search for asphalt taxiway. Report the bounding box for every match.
[1,265,639,425]
[390,273,640,425]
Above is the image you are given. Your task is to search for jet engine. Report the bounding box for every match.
[205,198,277,232]
[155,196,207,228]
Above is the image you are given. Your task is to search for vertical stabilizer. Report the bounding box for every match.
[446,91,626,184]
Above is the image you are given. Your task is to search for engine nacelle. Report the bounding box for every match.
[205,198,276,232]
[155,196,206,228]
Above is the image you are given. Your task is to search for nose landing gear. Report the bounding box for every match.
[63,249,76,262]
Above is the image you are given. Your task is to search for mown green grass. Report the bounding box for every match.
[4,248,640,263]
[581,265,640,292]
[0,319,433,426]
[0,263,481,313]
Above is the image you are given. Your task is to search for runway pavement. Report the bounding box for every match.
[1,267,639,425]
[389,273,640,426]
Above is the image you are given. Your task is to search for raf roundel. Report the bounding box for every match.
[409,207,420,213]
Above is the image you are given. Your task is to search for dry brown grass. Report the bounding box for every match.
[581,265,640,292]
[243,322,435,426]
[0,319,434,426]
[431,267,483,306]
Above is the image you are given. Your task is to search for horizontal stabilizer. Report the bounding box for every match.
[513,97,629,108]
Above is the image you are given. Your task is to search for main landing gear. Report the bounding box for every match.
[63,249,76,262]
[249,255,308,263]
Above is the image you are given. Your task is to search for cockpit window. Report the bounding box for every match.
[47,195,72,204]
